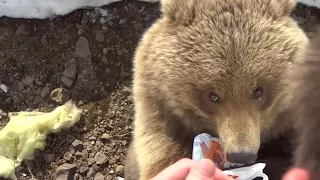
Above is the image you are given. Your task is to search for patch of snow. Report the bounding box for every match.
[0,0,159,19]
[1,0,319,20]
[296,0,320,9]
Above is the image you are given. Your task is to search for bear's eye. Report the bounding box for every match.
[253,87,264,99]
[209,92,219,103]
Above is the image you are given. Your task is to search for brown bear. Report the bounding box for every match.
[290,28,320,179]
[124,0,309,179]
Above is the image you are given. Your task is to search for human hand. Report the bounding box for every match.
[282,168,310,180]
[151,158,234,180]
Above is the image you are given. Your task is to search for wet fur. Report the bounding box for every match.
[124,0,309,179]
[290,29,320,179]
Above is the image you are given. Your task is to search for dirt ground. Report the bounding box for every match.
[0,1,320,180]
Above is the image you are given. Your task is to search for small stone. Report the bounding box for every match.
[105,175,113,180]
[96,31,104,42]
[74,36,91,58]
[86,167,94,178]
[99,9,108,17]
[63,151,72,161]
[53,163,77,180]
[72,139,83,148]
[61,76,74,87]
[89,136,97,140]
[119,19,126,25]
[79,165,89,174]
[41,86,50,98]
[21,76,34,86]
[102,48,108,54]
[115,165,124,175]
[75,151,83,158]
[82,149,89,160]
[100,18,106,24]
[15,25,26,36]
[63,59,77,80]
[94,152,107,165]
[87,158,95,165]
[94,172,105,180]
[5,97,12,104]
[81,15,89,25]
[101,133,110,140]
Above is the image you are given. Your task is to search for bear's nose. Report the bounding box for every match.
[226,152,257,164]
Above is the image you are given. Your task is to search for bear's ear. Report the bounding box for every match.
[160,0,196,24]
[279,0,296,15]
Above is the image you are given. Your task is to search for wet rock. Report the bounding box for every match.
[53,163,77,180]
[94,172,105,180]
[74,36,91,58]
[94,152,107,165]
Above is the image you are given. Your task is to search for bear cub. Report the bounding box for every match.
[125,0,309,179]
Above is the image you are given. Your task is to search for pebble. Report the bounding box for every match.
[15,24,26,36]
[63,59,77,80]
[86,167,95,178]
[103,48,108,54]
[74,36,91,58]
[96,31,104,42]
[94,172,105,180]
[72,139,83,148]
[115,165,124,175]
[119,19,126,25]
[53,163,77,180]
[81,15,89,25]
[75,151,83,158]
[61,76,74,88]
[101,133,110,140]
[94,152,107,165]
[21,76,34,86]
[82,149,89,160]
[63,151,72,161]
[79,165,89,174]
[41,86,50,98]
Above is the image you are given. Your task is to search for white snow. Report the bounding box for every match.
[296,0,320,9]
[0,0,319,19]
[0,0,159,19]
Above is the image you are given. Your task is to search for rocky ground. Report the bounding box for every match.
[0,1,320,180]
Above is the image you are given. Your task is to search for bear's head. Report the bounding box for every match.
[133,0,308,164]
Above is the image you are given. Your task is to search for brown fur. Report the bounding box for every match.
[124,0,308,179]
[290,28,320,179]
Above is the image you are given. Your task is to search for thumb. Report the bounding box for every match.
[186,159,216,180]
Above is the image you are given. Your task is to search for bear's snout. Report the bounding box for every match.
[226,151,257,164]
